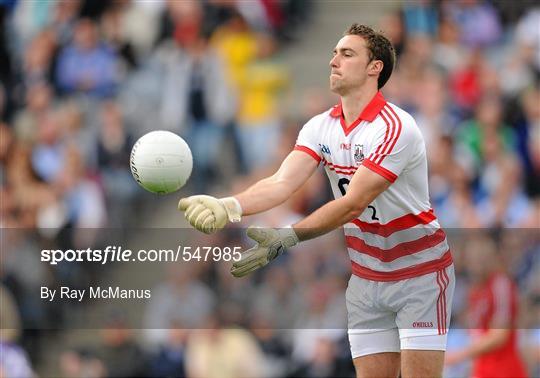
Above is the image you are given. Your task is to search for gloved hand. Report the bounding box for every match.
[178,195,242,234]
[231,226,299,278]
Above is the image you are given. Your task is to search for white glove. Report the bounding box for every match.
[231,226,299,278]
[178,195,242,234]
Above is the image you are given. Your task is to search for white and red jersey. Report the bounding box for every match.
[294,91,452,281]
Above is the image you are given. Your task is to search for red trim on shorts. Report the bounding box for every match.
[346,229,447,263]
[436,270,444,335]
[362,159,398,183]
[436,269,450,335]
[350,209,437,237]
[294,145,321,164]
[441,267,450,334]
[350,250,453,282]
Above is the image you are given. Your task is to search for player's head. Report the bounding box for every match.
[465,233,502,281]
[329,24,395,95]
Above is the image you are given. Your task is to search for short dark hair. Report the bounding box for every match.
[344,24,396,89]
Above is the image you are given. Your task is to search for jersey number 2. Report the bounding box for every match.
[337,178,379,221]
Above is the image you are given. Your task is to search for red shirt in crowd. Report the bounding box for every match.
[468,272,528,378]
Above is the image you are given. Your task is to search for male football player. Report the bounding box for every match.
[179,24,454,378]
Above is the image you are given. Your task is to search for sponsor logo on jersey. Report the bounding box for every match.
[412,321,434,328]
[319,144,331,154]
[340,143,351,150]
[354,144,364,163]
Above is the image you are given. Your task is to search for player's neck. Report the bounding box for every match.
[341,86,378,126]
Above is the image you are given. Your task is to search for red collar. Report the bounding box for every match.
[330,91,387,136]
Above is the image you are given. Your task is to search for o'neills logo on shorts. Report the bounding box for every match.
[412,322,434,328]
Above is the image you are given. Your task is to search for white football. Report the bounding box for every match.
[130,131,193,194]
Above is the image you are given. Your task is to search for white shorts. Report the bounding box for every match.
[346,264,455,358]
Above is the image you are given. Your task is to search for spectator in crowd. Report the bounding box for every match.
[457,95,514,179]
[147,327,188,378]
[30,108,66,183]
[156,0,235,191]
[11,0,57,48]
[515,6,540,75]
[143,263,216,347]
[430,137,482,228]
[13,81,53,145]
[0,342,35,378]
[234,33,288,173]
[445,234,528,378]
[515,87,540,201]
[378,11,406,58]
[100,2,139,71]
[433,15,469,74]
[251,265,304,329]
[59,348,106,378]
[20,29,57,89]
[56,18,120,98]
[410,68,456,155]
[443,0,502,48]
[402,0,438,37]
[0,284,21,345]
[51,0,82,46]
[210,10,258,172]
[185,316,266,378]
[98,315,147,378]
[96,100,137,225]
[289,333,353,378]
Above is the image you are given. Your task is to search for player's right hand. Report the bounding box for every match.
[178,195,242,234]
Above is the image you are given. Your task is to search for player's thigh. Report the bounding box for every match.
[353,352,400,378]
[349,329,401,378]
[400,349,444,378]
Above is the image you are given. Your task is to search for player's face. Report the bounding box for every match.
[329,35,372,95]
[465,237,497,280]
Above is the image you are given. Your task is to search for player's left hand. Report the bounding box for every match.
[231,226,299,278]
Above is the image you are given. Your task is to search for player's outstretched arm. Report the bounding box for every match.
[231,166,391,277]
[178,151,318,233]
[234,150,319,215]
[293,165,391,240]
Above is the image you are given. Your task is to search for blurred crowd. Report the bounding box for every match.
[0,0,539,377]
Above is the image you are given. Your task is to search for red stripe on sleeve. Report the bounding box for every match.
[294,145,321,164]
[362,159,398,183]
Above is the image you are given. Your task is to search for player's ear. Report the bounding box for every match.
[368,60,383,76]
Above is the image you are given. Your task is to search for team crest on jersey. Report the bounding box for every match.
[354,144,364,164]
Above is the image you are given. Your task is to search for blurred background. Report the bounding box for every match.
[0,0,539,377]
